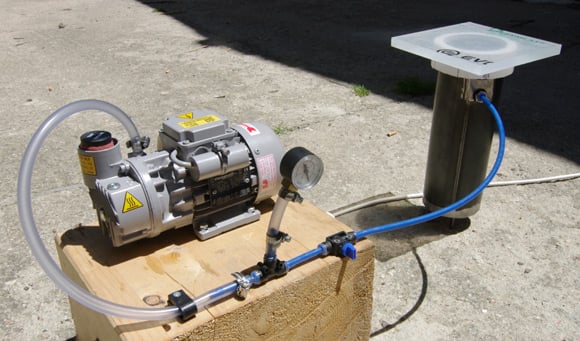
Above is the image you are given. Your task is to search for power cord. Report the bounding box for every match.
[369,248,427,338]
[329,172,580,217]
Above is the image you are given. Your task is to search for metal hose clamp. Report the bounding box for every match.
[232,272,252,299]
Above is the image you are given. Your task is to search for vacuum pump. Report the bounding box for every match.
[78,110,284,246]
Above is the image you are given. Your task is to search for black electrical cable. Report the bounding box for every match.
[370,248,428,338]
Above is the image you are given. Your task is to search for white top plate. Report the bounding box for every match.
[391,22,561,79]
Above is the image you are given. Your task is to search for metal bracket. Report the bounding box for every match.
[168,289,198,321]
[126,136,151,157]
[279,187,304,203]
[194,208,261,240]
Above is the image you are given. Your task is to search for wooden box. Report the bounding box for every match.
[56,200,374,340]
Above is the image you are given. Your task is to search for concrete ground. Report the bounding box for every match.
[1,0,579,339]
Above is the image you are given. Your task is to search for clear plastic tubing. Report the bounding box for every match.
[192,282,239,311]
[17,99,179,320]
[264,196,289,263]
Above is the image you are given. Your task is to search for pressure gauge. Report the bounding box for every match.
[280,147,324,190]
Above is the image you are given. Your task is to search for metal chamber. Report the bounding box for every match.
[423,72,503,218]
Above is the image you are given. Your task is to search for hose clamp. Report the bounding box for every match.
[279,187,304,203]
[267,231,292,249]
[232,272,252,299]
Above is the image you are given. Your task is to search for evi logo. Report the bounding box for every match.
[436,49,494,65]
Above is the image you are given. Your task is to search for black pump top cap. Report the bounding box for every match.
[80,130,112,147]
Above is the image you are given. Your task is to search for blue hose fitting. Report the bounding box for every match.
[341,243,357,260]
[256,259,288,284]
[323,231,357,260]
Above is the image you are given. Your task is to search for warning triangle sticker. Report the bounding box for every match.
[177,112,193,119]
[122,192,143,213]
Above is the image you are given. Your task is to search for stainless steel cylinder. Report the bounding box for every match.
[423,72,502,218]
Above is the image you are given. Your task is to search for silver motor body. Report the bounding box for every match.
[78,110,284,246]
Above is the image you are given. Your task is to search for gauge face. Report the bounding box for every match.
[291,155,323,190]
[280,147,324,190]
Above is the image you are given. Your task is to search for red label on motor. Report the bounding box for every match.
[240,123,260,136]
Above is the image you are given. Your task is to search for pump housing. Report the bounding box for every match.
[78,110,284,246]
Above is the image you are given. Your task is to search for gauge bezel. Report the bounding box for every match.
[280,147,324,190]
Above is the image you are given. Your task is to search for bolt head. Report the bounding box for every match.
[107,183,121,190]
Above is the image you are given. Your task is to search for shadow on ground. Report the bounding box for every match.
[137,0,580,164]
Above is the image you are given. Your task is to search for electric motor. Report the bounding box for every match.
[78,110,284,246]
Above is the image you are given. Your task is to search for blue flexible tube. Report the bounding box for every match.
[354,92,505,240]
[286,244,327,270]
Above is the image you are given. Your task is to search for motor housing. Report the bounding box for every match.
[78,110,284,246]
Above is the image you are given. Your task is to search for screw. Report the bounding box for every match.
[107,183,120,190]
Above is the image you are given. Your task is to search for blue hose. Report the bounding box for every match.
[354,92,505,240]
[286,244,327,270]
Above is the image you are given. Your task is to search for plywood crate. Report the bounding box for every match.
[56,199,374,340]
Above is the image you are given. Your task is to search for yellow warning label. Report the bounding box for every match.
[78,154,97,176]
[178,114,221,129]
[122,192,143,213]
[177,112,194,119]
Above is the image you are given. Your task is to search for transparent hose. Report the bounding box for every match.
[264,197,289,263]
[17,99,179,320]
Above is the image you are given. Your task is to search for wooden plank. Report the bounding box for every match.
[56,199,374,340]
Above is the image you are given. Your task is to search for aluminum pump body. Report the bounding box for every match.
[78,111,284,246]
